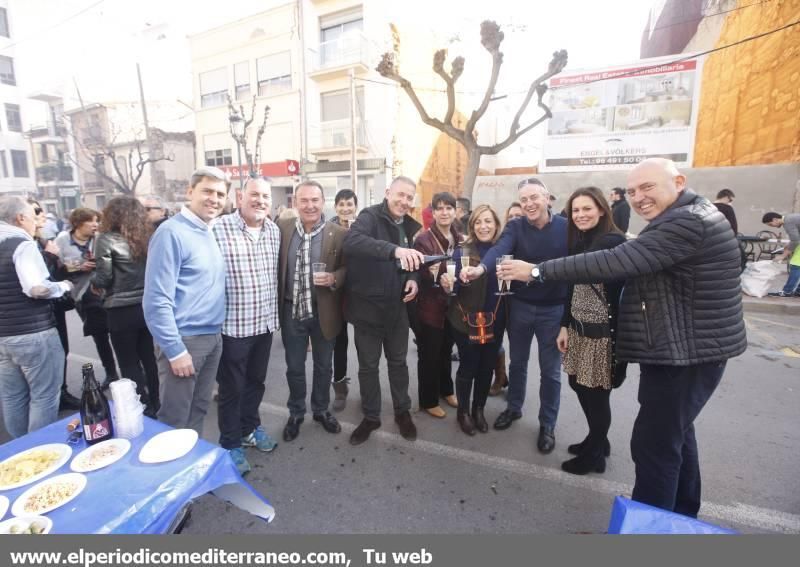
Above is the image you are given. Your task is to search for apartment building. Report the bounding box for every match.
[191,0,458,213]
[0,1,36,196]
[26,93,79,216]
[64,102,196,211]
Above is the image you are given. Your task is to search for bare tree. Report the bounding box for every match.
[70,124,173,196]
[377,20,568,200]
[227,95,270,177]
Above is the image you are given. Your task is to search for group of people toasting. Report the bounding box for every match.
[0,156,744,520]
[395,157,745,519]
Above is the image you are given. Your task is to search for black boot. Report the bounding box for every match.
[561,452,606,475]
[457,411,476,436]
[568,436,611,456]
[471,405,488,433]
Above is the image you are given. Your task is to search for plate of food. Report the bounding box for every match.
[0,515,52,534]
[11,473,87,517]
[70,439,130,473]
[0,444,72,491]
[139,429,198,464]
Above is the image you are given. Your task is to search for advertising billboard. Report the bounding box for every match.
[541,56,704,172]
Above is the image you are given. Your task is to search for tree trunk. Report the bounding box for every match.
[461,148,482,201]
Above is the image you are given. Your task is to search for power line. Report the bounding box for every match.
[643,0,773,36]
[552,17,800,90]
[0,0,106,53]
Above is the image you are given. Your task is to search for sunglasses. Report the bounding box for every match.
[34,207,43,215]
[517,178,545,190]
[145,206,163,211]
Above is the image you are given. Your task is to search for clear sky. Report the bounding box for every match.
[7,0,653,125]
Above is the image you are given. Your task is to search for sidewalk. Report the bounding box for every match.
[741,294,800,316]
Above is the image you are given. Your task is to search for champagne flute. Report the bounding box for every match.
[430,262,440,288]
[495,258,505,296]
[446,261,457,296]
[501,254,514,296]
[459,253,471,286]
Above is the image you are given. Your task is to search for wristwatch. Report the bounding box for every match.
[530,265,542,282]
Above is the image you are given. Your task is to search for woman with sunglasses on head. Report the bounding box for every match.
[441,205,505,435]
[91,196,159,417]
[557,186,626,475]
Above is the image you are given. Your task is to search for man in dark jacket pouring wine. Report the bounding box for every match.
[342,176,424,445]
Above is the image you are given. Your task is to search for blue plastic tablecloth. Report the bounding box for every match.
[0,415,274,533]
[608,496,736,534]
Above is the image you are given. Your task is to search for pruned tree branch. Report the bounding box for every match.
[465,21,504,138]
[508,49,568,136]
[377,53,448,134]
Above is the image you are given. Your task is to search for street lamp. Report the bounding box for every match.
[228,112,245,192]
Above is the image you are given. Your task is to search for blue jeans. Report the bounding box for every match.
[282,304,335,417]
[782,264,800,294]
[506,300,564,428]
[0,328,64,438]
[631,362,725,517]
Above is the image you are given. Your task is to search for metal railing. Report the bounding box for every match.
[312,119,367,149]
[310,31,370,72]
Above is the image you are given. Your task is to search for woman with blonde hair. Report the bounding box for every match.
[442,204,506,435]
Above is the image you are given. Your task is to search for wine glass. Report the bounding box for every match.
[446,261,457,296]
[430,262,440,288]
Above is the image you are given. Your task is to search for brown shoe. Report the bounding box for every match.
[425,406,446,418]
[457,412,476,436]
[349,418,381,446]
[394,411,417,441]
[443,394,458,408]
[489,351,508,396]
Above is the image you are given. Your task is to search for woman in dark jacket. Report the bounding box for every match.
[413,192,461,418]
[556,186,625,475]
[91,196,158,416]
[442,204,505,435]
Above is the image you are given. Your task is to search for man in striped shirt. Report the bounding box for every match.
[212,177,280,475]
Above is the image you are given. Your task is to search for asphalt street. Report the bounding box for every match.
[2,308,798,534]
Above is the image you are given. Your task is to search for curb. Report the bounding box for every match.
[742,296,800,316]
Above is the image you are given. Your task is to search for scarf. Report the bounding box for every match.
[292,217,326,321]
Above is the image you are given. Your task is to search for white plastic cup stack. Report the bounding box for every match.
[109,378,144,439]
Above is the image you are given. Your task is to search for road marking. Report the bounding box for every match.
[66,353,800,533]
[259,403,800,534]
[745,315,799,331]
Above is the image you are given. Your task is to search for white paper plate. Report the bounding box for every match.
[70,439,131,473]
[0,495,8,519]
[138,429,198,464]
[0,444,72,491]
[11,473,87,517]
[0,515,52,534]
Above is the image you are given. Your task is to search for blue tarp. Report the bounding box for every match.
[0,414,274,533]
[608,496,736,534]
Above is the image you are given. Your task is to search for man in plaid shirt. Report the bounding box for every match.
[212,177,280,475]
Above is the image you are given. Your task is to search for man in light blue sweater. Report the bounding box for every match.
[144,166,227,434]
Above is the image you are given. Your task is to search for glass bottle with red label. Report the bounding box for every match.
[79,363,114,445]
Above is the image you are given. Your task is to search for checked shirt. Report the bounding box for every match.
[212,211,280,338]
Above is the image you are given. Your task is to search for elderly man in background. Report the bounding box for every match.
[499,158,746,517]
[0,196,73,438]
[140,194,169,229]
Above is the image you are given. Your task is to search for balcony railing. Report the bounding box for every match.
[310,31,370,74]
[28,121,68,139]
[36,163,74,183]
[311,119,367,151]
